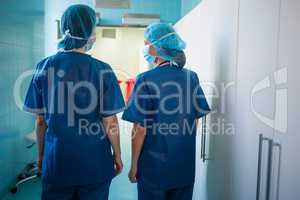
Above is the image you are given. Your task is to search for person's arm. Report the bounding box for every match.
[36,115,47,174]
[102,115,123,176]
[128,123,146,183]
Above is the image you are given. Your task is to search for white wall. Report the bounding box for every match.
[91,27,148,81]
[90,26,149,98]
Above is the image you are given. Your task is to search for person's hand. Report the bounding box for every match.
[113,154,123,176]
[128,165,138,183]
[37,156,43,174]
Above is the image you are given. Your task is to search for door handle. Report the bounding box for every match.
[201,116,211,163]
[271,143,282,200]
[200,116,206,161]
[256,134,273,200]
[266,139,274,200]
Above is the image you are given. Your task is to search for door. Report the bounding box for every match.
[205,0,240,199]
[175,2,216,199]
[231,0,281,199]
[176,0,240,199]
[272,0,300,199]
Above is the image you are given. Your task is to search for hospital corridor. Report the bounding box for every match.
[0,0,299,200]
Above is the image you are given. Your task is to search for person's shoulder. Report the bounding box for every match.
[90,57,113,71]
[32,55,56,79]
[37,57,49,66]
[37,52,65,67]
[181,67,197,75]
[181,67,199,80]
[38,54,55,65]
[35,54,57,72]
[136,67,160,80]
[135,69,153,83]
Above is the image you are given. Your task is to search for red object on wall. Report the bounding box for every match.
[125,79,135,104]
[118,80,123,85]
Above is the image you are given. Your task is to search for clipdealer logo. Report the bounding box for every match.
[251,67,287,133]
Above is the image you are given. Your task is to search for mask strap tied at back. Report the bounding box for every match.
[64,29,88,40]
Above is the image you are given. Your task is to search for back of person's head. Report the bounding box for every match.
[58,4,96,51]
[145,22,187,68]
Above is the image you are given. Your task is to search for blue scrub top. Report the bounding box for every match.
[24,51,125,186]
[122,64,210,190]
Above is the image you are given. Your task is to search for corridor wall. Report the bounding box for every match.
[0,0,45,197]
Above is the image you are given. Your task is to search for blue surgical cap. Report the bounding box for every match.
[58,4,96,50]
[145,22,187,67]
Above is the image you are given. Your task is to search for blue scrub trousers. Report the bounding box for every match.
[42,180,111,200]
[138,183,194,200]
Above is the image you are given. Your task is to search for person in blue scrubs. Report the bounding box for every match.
[122,23,210,200]
[23,5,125,200]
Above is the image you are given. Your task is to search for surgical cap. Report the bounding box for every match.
[145,22,187,67]
[58,4,96,51]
